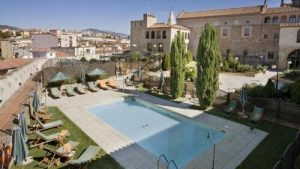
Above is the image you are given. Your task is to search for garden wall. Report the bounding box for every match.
[42,62,116,86]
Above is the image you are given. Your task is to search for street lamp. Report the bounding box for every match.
[235,57,239,72]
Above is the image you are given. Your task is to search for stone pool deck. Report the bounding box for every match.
[47,90,267,169]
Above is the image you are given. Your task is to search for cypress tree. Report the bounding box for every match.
[162,53,171,71]
[195,24,220,108]
[170,32,186,99]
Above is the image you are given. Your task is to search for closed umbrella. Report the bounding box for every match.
[32,90,40,112]
[12,127,28,165]
[159,71,165,91]
[80,69,86,84]
[87,68,106,77]
[239,87,248,113]
[18,112,28,142]
[50,72,70,83]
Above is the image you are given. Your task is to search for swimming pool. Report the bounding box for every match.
[88,97,225,168]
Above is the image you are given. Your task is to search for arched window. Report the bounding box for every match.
[297,29,300,43]
[151,31,155,39]
[272,16,279,23]
[185,32,188,39]
[280,16,287,23]
[264,17,271,23]
[145,31,149,39]
[162,31,167,39]
[156,31,161,39]
[289,15,297,23]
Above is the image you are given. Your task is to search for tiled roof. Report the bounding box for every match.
[0,58,32,71]
[177,6,300,19]
[177,6,263,19]
[148,23,190,30]
[264,6,300,14]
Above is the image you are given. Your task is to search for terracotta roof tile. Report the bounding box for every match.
[0,58,32,71]
[177,6,262,19]
[177,6,300,19]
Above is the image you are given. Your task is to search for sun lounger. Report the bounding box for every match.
[29,130,70,148]
[98,80,109,90]
[249,106,264,126]
[107,79,117,89]
[76,84,87,94]
[34,116,63,131]
[50,87,61,98]
[39,141,80,168]
[29,102,53,122]
[67,145,101,167]
[223,100,237,116]
[66,86,76,96]
[87,82,99,92]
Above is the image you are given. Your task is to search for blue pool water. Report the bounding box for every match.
[89,98,225,168]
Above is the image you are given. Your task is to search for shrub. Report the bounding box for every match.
[236,64,252,73]
[90,58,98,63]
[291,78,300,104]
[162,53,171,71]
[245,83,265,97]
[80,57,87,62]
[185,51,193,64]
[264,79,276,97]
[185,68,197,82]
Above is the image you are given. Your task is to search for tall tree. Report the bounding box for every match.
[162,53,170,71]
[170,32,186,99]
[195,24,220,108]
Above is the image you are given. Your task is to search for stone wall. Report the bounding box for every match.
[0,59,47,108]
[42,62,117,86]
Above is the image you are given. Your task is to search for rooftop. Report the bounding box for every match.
[0,58,32,71]
[148,23,190,30]
[177,5,300,19]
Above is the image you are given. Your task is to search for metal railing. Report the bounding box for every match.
[157,154,178,169]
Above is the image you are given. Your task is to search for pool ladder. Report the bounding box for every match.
[157,154,179,169]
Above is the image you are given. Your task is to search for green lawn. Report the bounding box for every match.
[12,107,123,169]
[192,106,298,169]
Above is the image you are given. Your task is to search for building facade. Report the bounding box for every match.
[49,30,78,47]
[0,40,13,59]
[130,0,300,69]
[130,12,190,54]
[177,0,300,69]
[31,34,58,50]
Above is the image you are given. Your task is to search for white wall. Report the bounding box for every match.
[279,26,300,48]
[0,59,47,108]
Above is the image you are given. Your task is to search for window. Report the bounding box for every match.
[147,43,152,51]
[243,27,252,38]
[145,31,149,39]
[272,16,279,23]
[156,31,161,39]
[280,16,287,23]
[289,15,297,23]
[140,22,142,26]
[151,31,155,39]
[268,52,274,59]
[226,49,231,56]
[185,32,188,39]
[263,34,268,39]
[158,43,164,52]
[187,33,190,39]
[297,30,300,43]
[264,17,271,23]
[224,21,228,25]
[162,31,167,39]
[243,50,248,56]
[246,20,250,24]
[273,33,279,39]
[222,28,229,37]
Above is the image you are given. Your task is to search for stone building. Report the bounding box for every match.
[0,40,13,58]
[130,0,300,69]
[130,12,190,54]
[177,0,300,69]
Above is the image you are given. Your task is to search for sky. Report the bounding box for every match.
[0,0,292,34]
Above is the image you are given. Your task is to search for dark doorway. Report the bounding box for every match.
[288,49,300,69]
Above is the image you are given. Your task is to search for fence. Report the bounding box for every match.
[272,131,300,169]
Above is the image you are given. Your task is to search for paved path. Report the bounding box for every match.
[48,88,267,169]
